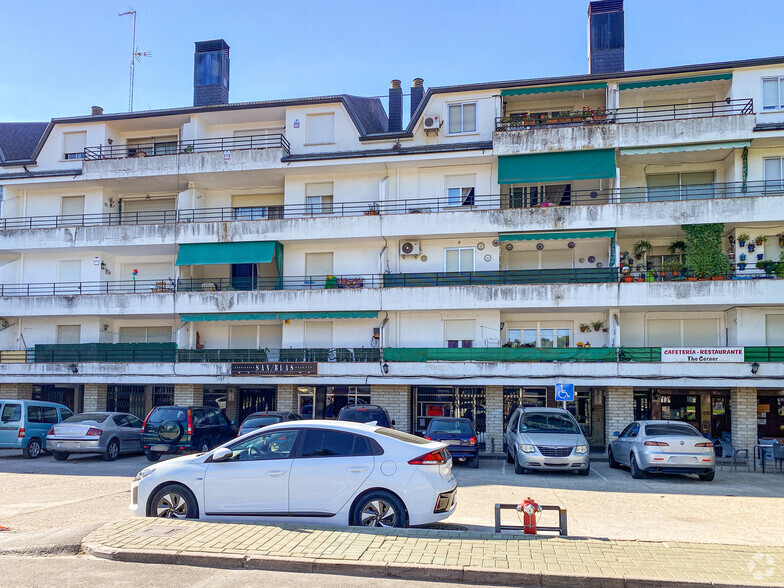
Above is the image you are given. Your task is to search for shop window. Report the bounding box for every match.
[660,394,700,424]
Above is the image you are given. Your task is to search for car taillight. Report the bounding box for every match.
[18,428,25,438]
[695,442,714,447]
[187,409,193,436]
[86,427,102,436]
[141,411,151,433]
[644,441,669,446]
[408,450,447,465]
[424,436,431,440]
[468,436,477,446]
[47,427,55,436]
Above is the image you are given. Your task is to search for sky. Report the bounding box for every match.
[1,0,783,122]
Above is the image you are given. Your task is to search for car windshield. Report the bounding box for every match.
[520,413,580,434]
[645,424,702,437]
[64,413,109,424]
[339,409,388,426]
[242,416,282,429]
[146,408,186,423]
[428,420,473,435]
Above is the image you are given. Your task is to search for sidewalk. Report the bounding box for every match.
[83,518,784,587]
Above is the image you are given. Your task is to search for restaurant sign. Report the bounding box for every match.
[660,348,744,363]
[231,362,318,376]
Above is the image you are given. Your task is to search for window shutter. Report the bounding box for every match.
[119,327,148,343]
[306,182,334,197]
[444,319,475,341]
[306,114,335,144]
[646,319,680,347]
[305,321,333,347]
[56,325,81,344]
[764,158,782,182]
[230,325,257,349]
[682,319,718,346]
[766,315,784,346]
[448,105,462,134]
[63,132,86,155]
[305,252,334,276]
[58,260,81,282]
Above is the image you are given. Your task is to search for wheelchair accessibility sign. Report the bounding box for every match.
[555,383,574,402]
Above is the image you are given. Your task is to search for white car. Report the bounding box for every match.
[130,420,457,528]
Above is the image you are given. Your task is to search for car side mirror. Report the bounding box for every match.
[612,431,620,437]
[212,447,232,462]
[230,420,235,425]
[391,420,396,426]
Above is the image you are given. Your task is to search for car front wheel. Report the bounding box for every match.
[150,484,199,519]
[514,451,527,475]
[577,463,591,476]
[607,446,619,469]
[351,491,406,528]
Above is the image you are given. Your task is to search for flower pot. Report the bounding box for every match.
[739,254,746,261]
[711,275,725,280]
[686,277,698,281]
[757,254,764,260]
[738,263,746,271]
[748,244,755,253]
[570,117,583,123]
[602,328,608,332]
[622,276,634,283]
[672,271,679,277]
[738,240,746,247]
[523,120,535,126]
[756,240,763,246]
[636,278,645,282]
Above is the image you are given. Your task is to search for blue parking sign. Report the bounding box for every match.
[555,383,574,402]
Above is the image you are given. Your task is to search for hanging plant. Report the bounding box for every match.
[632,239,653,258]
[681,223,731,278]
[754,235,767,246]
[737,233,750,247]
[668,240,687,255]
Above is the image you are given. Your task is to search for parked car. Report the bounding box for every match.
[0,399,73,459]
[608,420,715,481]
[505,407,590,475]
[336,404,394,428]
[425,417,479,468]
[238,411,301,436]
[130,421,457,528]
[141,406,237,461]
[46,412,144,461]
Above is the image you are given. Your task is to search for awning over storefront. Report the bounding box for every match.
[501,82,607,97]
[499,230,615,242]
[175,241,281,266]
[619,73,732,91]
[181,311,378,322]
[498,149,616,184]
[620,141,750,157]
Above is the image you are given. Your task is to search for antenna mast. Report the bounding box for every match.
[118,9,151,112]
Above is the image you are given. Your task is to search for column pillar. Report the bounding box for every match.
[730,388,757,453]
[83,384,107,411]
[225,386,239,422]
[605,387,634,445]
[276,385,296,412]
[484,386,504,454]
[371,385,410,432]
[174,384,203,406]
[0,383,33,400]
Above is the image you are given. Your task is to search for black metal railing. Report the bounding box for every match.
[83,133,290,160]
[0,265,777,298]
[495,98,754,131]
[2,181,783,231]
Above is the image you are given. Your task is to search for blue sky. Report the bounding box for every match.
[2,0,783,121]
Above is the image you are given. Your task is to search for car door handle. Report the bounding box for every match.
[266,470,288,477]
[346,467,368,473]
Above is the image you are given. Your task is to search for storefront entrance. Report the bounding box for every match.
[503,386,592,438]
[239,387,276,422]
[758,395,784,439]
[107,385,146,418]
[413,386,486,445]
[297,386,370,419]
[33,385,76,411]
[634,390,652,420]
[653,390,731,439]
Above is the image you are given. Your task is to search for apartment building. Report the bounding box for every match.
[0,1,782,452]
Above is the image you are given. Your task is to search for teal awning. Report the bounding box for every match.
[619,73,732,91]
[181,311,378,322]
[620,141,750,156]
[175,241,278,266]
[501,83,606,97]
[499,230,615,242]
[498,149,616,184]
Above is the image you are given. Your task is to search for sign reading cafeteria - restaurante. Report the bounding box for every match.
[660,348,744,363]
[231,362,318,375]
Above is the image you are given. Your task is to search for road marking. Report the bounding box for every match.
[592,468,608,481]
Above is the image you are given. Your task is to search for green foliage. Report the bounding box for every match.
[681,223,731,277]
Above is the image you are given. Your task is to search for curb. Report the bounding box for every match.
[80,541,778,588]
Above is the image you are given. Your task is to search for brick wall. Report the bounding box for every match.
[485,386,504,453]
[371,385,410,432]
[0,383,33,400]
[731,388,757,453]
[605,387,634,446]
[277,385,296,412]
[83,384,107,411]
[174,384,203,406]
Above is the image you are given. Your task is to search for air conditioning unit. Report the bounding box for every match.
[423,115,441,132]
[400,241,420,256]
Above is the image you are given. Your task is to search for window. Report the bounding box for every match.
[444,247,474,272]
[507,325,570,348]
[305,252,333,278]
[306,113,335,144]
[119,326,171,343]
[56,325,81,345]
[28,405,59,424]
[444,319,474,348]
[127,136,178,157]
[63,132,86,160]
[445,174,476,206]
[764,157,784,190]
[646,172,715,201]
[60,408,73,420]
[305,182,334,215]
[60,196,85,224]
[506,184,571,208]
[225,429,299,461]
[762,76,784,110]
[646,318,719,347]
[447,102,477,134]
[58,260,81,283]
[1,403,21,422]
[300,429,373,458]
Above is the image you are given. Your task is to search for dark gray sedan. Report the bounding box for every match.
[46,412,144,461]
[608,420,716,481]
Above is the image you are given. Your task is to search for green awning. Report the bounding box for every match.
[499,230,615,242]
[181,311,378,322]
[175,241,278,266]
[498,149,616,184]
[620,141,750,156]
[619,73,732,91]
[501,83,606,97]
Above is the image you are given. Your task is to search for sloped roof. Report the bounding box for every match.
[342,95,388,135]
[0,122,47,163]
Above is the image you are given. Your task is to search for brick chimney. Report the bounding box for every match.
[588,0,624,74]
[410,78,424,120]
[388,80,403,132]
[194,39,230,107]
[91,106,104,116]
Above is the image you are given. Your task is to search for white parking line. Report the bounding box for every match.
[592,468,608,481]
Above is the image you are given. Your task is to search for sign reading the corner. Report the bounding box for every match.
[661,348,743,363]
[231,362,318,376]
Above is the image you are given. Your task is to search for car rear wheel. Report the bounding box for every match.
[630,454,647,479]
[470,455,480,469]
[150,484,198,519]
[352,491,406,528]
[23,438,42,459]
[607,446,619,469]
[145,450,162,462]
[103,439,120,461]
[514,451,527,475]
[699,470,715,482]
[52,451,69,461]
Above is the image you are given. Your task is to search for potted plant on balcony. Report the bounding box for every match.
[737,233,749,247]
[364,203,380,216]
[662,260,683,279]
[682,223,731,280]
[632,239,652,260]
[579,323,591,333]
[668,240,686,255]
[755,235,767,246]
[779,234,784,247]
[591,320,605,332]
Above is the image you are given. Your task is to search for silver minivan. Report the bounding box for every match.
[505,407,590,475]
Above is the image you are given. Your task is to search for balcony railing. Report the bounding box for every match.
[1,181,782,231]
[0,266,777,298]
[495,98,754,131]
[83,133,290,160]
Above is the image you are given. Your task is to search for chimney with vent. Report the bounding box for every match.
[91,106,104,116]
[388,79,403,132]
[588,0,624,74]
[410,78,424,119]
[194,39,230,107]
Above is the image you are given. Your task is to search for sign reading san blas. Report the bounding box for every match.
[231,362,318,376]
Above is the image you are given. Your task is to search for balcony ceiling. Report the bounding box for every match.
[108,114,191,133]
[197,107,286,126]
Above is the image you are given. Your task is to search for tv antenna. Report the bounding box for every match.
[118,9,151,112]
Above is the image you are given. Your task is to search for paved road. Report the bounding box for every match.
[1,449,782,545]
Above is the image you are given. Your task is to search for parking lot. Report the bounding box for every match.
[1,449,782,546]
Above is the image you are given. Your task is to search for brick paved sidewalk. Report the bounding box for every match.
[83,518,784,587]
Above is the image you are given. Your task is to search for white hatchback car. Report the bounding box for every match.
[130,420,457,528]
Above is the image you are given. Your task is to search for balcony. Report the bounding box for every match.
[83,134,290,160]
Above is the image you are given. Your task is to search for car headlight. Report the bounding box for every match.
[519,443,536,453]
[134,467,157,482]
[575,445,589,454]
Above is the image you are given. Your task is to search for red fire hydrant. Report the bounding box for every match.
[517,497,542,535]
